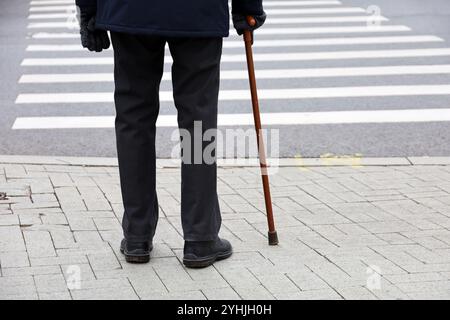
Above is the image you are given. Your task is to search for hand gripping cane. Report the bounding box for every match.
[243,16,279,246]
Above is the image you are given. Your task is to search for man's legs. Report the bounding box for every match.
[168,38,223,242]
[111,32,165,244]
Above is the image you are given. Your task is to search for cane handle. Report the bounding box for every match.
[246,16,256,27]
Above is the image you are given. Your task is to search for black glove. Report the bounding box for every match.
[232,13,266,36]
[78,6,110,52]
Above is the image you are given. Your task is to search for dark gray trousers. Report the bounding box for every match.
[111,32,222,242]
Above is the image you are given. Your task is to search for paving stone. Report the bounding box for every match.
[253,273,300,294]
[215,266,261,288]
[65,215,96,231]
[4,165,28,178]
[78,186,112,211]
[142,290,206,300]
[2,265,62,277]
[23,165,46,172]
[93,217,122,231]
[17,215,40,227]
[411,236,449,249]
[12,201,60,210]
[0,251,29,268]
[73,231,106,248]
[34,273,69,294]
[334,191,367,203]
[376,233,416,245]
[233,285,274,300]
[407,289,450,300]
[395,280,450,293]
[202,287,241,300]
[185,265,224,282]
[77,210,116,219]
[40,213,68,226]
[286,271,331,291]
[0,276,37,298]
[71,278,131,291]
[360,221,418,234]
[223,219,255,232]
[48,173,75,187]
[39,291,72,300]
[385,272,445,284]
[150,243,176,258]
[335,223,370,235]
[70,175,97,187]
[30,254,88,267]
[23,231,56,258]
[61,263,96,281]
[306,264,365,288]
[71,286,139,300]
[55,187,86,211]
[0,226,26,252]
[49,229,78,249]
[0,292,39,300]
[87,251,122,272]
[128,272,168,297]
[401,263,450,273]
[31,193,58,203]
[14,207,62,216]
[90,269,128,279]
[368,283,410,300]
[0,215,20,226]
[275,289,342,300]
[0,208,13,216]
[336,286,379,300]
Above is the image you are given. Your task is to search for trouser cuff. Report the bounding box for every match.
[124,233,153,243]
[184,234,219,242]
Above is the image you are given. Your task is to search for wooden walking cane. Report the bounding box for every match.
[243,16,279,246]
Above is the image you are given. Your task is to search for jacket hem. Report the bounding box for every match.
[96,22,230,38]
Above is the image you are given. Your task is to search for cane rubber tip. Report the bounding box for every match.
[268,231,279,246]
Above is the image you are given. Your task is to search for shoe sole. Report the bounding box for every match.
[183,250,233,268]
[124,253,150,264]
[120,246,152,264]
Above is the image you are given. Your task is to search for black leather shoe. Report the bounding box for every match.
[183,238,232,268]
[120,239,153,264]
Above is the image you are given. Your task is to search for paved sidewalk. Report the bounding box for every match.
[0,158,449,300]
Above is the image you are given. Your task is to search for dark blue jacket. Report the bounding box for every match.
[76,0,264,37]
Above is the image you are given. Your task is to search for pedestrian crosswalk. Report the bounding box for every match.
[12,0,450,157]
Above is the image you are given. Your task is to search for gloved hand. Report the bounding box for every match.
[78,6,110,52]
[232,13,266,36]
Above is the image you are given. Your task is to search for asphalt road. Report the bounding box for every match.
[1,0,450,158]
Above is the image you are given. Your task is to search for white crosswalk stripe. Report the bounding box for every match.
[29,6,365,14]
[29,0,343,6]
[19,65,450,84]
[28,14,387,24]
[28,25,411,38]
[32,32,79,39]
[26,36,444,51]
[30,24,407,34]
[14,0,450,133]
[13,109,450,129]
[29,0,344,7]
[20,48,450,66]
[249,25,411,34]
[15,85,450,104]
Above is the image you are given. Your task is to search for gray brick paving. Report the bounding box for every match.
[0,163,450,300]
